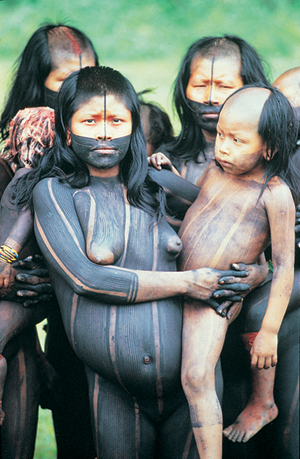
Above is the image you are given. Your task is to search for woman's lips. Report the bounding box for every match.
[201,112,219,119]
[93,147,116,154]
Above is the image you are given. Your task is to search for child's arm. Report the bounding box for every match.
[250,182,295,369]
[148,152,180,175]
[0,169,33,288]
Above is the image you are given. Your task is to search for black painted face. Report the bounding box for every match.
[44,86,58,110]
[70,132,131,170]
[187,98,223,133]
[186,53,244,134]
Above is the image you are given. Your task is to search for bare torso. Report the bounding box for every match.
[178,162,272,272]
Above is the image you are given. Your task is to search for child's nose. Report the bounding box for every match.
[219,139,230,155]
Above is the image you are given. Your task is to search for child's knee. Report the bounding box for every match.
[181,363,213,396]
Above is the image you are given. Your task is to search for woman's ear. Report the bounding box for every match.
[66,128,71,146]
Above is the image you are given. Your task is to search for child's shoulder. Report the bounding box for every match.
[264,176,294,207]
[265,176,291,194]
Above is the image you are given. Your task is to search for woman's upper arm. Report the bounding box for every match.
[33,178,138,303]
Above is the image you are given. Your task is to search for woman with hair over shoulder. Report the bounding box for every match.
[10,65,265,459]
[0,23,98,459]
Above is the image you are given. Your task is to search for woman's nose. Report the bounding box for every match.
[96,123,112,140]
[203,85,221,106]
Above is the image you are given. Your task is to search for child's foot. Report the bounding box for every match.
[223,400,278,442]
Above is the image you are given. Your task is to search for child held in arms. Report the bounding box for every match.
[150,85,299,458]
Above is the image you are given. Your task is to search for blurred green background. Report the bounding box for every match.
[0,0,299,457]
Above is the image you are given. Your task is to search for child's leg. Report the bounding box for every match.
[181,299,229,459]
[223,332,278,443]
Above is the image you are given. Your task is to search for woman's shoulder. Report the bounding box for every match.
[34,176,72,197]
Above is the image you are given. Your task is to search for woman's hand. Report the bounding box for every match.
[0,260,15,289]
[185,267,250,306]
[0,255,53,306]
[185,258,269,319]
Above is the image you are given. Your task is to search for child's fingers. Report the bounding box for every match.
[148,155,162,170]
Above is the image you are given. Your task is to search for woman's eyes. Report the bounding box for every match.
[83,118,123,125]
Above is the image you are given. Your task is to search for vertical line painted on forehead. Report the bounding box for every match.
[209,57,215,105]
[104,89,107,140]
[62,27,83,69]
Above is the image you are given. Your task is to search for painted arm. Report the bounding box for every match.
[250,183,295,369]
[33,177,252,306]
[0,169,33,288]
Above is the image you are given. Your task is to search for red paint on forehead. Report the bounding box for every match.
[62,27,82,56]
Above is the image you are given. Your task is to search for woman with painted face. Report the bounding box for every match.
[0,23,98,141]
[11,66,264,459]
[0,24,98,459]
[159,35,269,187]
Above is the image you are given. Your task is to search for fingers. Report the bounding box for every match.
[251,354,277,369]
[216,300,232,318]
[23,294,53,307]
[214,285,249,299]
[205,298,228,316]
[148,153,172,171]
[15,273,50,285]
[219,270,250,282]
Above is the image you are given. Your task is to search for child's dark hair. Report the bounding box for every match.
[138,91,174,152]
[224,84,300,204]
[0,23,99,141]
[164,34,270,164]
[12,66,166,219]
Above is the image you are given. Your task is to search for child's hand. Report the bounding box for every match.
[250,329,278,369]
[148,152,180,175]
[0,260,15,289]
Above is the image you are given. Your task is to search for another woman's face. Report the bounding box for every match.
[45,53,96,92]
[186,53,243,106]
[67,94,132,177]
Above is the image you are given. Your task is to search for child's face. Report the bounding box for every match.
[215,89,269,181]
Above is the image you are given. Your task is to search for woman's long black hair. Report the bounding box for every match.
[12,66,165,219]
[163,34,270,164]
[0,23,99,141]
[222,84,300,204]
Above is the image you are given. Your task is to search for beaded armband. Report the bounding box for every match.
[0,245,19,263]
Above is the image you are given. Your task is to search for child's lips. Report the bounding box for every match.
[218,159,232,168]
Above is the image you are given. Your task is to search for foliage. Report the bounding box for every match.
[0,0,299,69]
